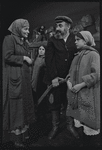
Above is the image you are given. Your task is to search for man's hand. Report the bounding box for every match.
[52,77,59,87]
[52,77,64,87]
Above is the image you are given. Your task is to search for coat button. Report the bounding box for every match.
[65,59,67,61]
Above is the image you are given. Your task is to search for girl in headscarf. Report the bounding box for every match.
[3,19,35,147]
[66,31,100,146]
[32,45,46,93]
[31,45,47,116]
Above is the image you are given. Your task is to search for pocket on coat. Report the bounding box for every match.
[9,67,22,99]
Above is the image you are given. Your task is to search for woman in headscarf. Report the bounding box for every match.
[3,19,35,147]
[66,31,100,146]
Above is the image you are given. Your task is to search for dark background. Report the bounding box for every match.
[2,1,100,41]
[1,1,100,70]
[1,1,101,147]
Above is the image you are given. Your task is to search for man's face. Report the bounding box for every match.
[55,21,69,39]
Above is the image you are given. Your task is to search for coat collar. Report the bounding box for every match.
[11,34,24,45]
[74,45,98,56]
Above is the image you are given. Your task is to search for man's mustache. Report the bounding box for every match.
[56,30,61,34]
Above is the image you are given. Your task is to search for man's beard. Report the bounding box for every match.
[55,30,64,39]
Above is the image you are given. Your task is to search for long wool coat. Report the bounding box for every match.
[66,46,100,130]
[3,34,35,132]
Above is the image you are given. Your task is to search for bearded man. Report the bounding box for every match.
[44,16,79,140]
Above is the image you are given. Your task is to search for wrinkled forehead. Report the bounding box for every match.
[55,21,66,26]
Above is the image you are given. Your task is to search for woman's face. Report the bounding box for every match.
[38,46,45,56]
[21,26,29,38]
[75,35,86,49]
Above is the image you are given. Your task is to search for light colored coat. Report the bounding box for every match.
[66,46,100,130]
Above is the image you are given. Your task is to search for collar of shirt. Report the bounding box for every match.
[63,33,69,42]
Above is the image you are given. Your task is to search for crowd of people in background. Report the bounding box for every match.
[2,13,100,148]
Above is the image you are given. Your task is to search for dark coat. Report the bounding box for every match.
[66,47,100,130]
[43,33,77,110]
[44,33,77,85]
[32,55,45,92]
[3,34,35,132]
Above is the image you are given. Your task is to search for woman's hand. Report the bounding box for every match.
[71,82,86,93]
[23,56,33,64]
[67,80,72,90]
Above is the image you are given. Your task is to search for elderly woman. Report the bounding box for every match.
[66,31,100,145]
[3,19,35,147]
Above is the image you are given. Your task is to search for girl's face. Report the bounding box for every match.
[75,35,86,49]
[21,26,29,38]
[38,46,45,56]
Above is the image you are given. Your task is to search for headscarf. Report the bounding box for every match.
[78,31,96,46]
[8,19,29,37]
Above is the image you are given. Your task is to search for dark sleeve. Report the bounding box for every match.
[3,35,24,66]
[45,38,58,80]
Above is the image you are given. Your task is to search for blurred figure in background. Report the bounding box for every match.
[29,26,47,65]
[72,22,84,34]
[32,45,47,118]
[80,14,96,35]
[45,26,55,40]
[93,16,100,53]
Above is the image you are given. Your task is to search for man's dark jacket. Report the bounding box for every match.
[44,33,77,85]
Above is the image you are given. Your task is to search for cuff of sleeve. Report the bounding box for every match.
[82,75,94,88]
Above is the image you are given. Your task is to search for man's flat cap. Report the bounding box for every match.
[55,16,73,24]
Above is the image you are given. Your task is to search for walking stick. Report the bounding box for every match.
[37,75,69,105]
